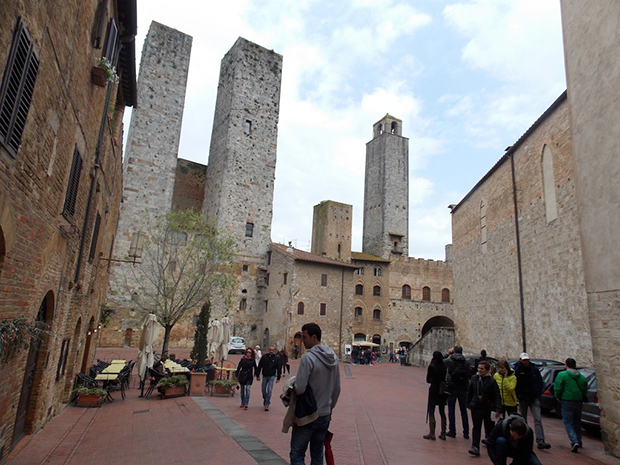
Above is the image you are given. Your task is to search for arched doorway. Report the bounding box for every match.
[12,291,53,449]
[124,328,133,347]
[63,318,83,402]
[262,328,269,350]
[421,316,455,336]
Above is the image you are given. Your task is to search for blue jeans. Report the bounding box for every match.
[493,437,542,465]
[261,376,275,407]
[240,384,251,406]
[290,415,331,465]
[561,400,583,446]
[518,398,545,444]
[448,388,469,435]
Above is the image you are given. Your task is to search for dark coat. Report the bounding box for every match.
[487,415,535,465]
[427,361,448,406]
[257,353,282,379]
[466,373,502,412]
[236,357,256,385]
[513,362,543,400]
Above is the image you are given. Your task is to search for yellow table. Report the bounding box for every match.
[102,362,126,374]
[95,373,119,381]
[164,360,190,373]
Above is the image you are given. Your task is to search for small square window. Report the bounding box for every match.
[242,264,249,272]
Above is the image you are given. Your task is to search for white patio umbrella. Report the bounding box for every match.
[218,316,231,363]
[136,313,157,397]
[207,319,221,361]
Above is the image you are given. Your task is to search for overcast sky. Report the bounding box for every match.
[124,0,566,260]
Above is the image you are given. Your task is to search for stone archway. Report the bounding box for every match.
[421,315,455,336]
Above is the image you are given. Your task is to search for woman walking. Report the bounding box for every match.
[424,350,448,440]
[236,348,256,409]
[494,359,518,418]
[279,347,290,376]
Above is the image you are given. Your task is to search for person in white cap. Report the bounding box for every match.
[513,353,551,450]
[254,345,262,366]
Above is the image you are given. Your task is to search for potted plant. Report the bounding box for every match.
[92,57,118,87]
[157,374,189,398]
[73,386,107,407]
[209,379,238,396]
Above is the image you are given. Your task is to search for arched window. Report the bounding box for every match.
[542,145,558,222]
[379,123,384,134]
[402,285,411,299]
[355,284,364,295]
[373,309,381,320]
[422,286,431,301]
[391,121,397,134]
[373,285,381,296]
[355,307,363,319]
[441,288,450,303]
[239,298,247,311]
[374,267,382,276]
[480,200,487,253]
[297,302,304,315]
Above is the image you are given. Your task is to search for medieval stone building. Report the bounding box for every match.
[0,0,136,458]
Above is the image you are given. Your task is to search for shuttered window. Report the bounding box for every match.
[88,213,102,263]
[62,146,83,221]
[102,19,118,62]
[0,18,40,157]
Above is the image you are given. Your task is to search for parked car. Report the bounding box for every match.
[539,366,567,416]
[578,367,600,430]
[463,355,499,375]
[227,337,246,354]
[508,358,564,368]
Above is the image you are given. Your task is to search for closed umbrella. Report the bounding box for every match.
[136,313,157,397]
[218,316,231,363]
[208,319,221,361]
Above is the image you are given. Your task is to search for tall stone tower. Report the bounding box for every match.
[203,38,283,334]
[106,22,192,319]
[311,200,353,262]
[362,114,409,259]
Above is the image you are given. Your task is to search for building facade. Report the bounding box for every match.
[450,93,593,364]
[0,0,136,457]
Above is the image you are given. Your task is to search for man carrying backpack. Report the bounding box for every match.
[444,346,471,439]
[487,414,542,465]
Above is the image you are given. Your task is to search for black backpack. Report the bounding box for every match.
[451,363,471,388]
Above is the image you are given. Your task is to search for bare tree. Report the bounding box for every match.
[127,210,236,355]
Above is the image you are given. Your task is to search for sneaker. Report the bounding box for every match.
[422,433,436,440]
[537,442,551,450]
[244,405,248,409]
[445,432,456,438]
[240,404,244,408]
[264,407,269,411]
[468,447,480,456]
[571,443,579,453]
[438,433,446,440]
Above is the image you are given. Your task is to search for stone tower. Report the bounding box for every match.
[202,38,283,332]
[311,200,353,262]
[107,22,192,308]
[363,114,409,259]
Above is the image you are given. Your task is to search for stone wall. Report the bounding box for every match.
[0,0,133,457]
[172,158,207,212]
[451,95,593,364]
[311,200,352,262]
[561,1,620,455]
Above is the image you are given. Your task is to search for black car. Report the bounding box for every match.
[539,366,566,416]
[463,355,499,375]
[508,358,564,368]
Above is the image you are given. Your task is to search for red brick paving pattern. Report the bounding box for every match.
[8,347,617,465]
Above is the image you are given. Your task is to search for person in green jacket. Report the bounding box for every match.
[494,359,518,417]
[554,358,588,453]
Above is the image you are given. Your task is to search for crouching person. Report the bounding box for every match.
[487,414,542,465]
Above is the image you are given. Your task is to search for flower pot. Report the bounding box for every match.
[162,385,186,399]
[189,372,207,396]
[92,67,106,87]
[75,393,103,407]
[213,384,234,396]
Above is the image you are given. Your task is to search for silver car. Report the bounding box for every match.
[227,336,246,354]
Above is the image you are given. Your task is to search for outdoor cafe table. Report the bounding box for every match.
[215,367,236,380]
[164,360,190,373]
[101,361,126,374]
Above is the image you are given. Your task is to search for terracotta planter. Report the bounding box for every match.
[75,393,103,407]
[91,67,106,87]
[162,385,186,399]
[213,384,234,396]
[189,372,207,396]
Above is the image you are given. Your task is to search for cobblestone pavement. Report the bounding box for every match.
[7,347,617,465]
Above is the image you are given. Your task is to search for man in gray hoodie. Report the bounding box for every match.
[290,323,341,465]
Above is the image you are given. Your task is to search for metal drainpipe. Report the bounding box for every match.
[509,152,527,352]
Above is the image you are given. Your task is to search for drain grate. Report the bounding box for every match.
[132,409,151,414]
